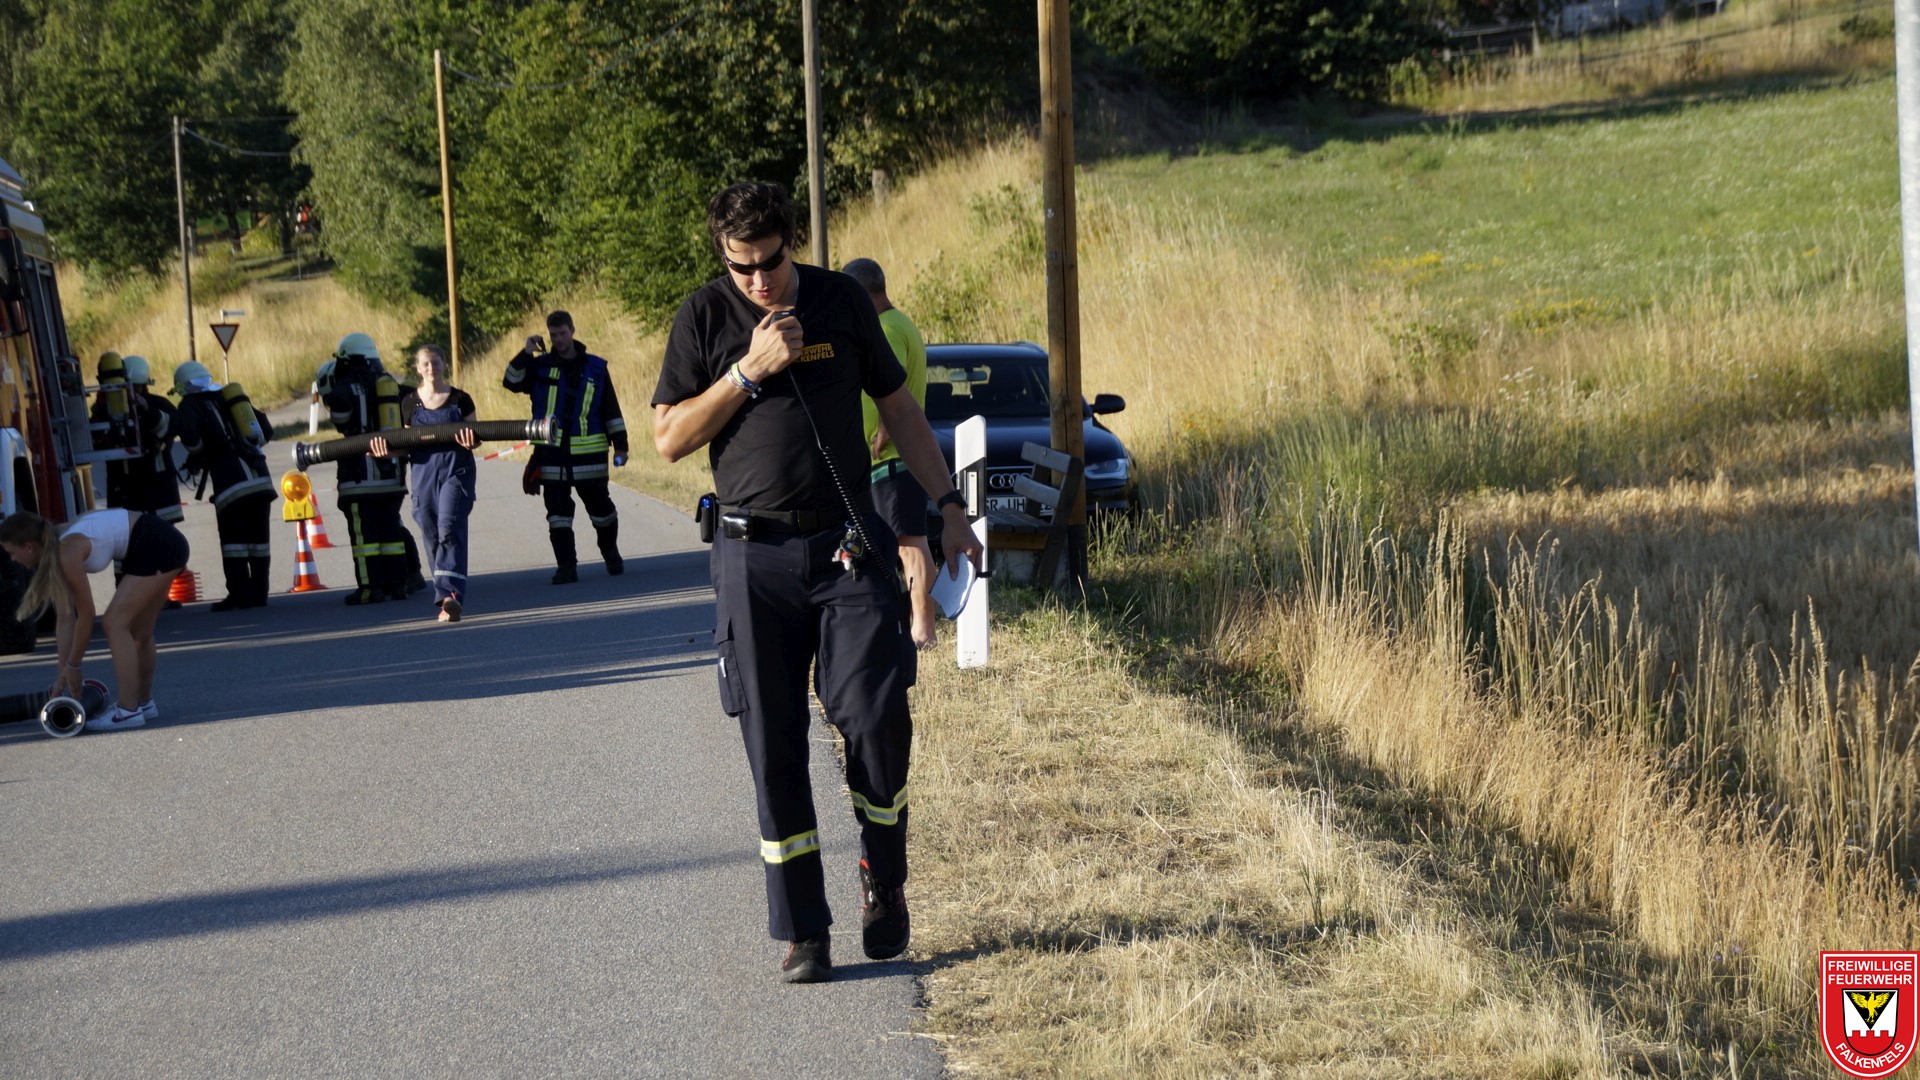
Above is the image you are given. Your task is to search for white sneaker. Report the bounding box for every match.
[139,699,160,721]
[84,707,146,732]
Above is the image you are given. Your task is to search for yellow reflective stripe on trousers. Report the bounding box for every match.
[348,504,369,581]
[851,786,909,827]
[761,830,821,864]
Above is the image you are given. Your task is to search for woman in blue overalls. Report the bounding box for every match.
[371,345,477,622]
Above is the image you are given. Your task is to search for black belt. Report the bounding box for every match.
[719,504,842,534]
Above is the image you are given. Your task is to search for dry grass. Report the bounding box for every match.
[1455,418,1919,672]
[59,252,423,407]
[911,603,1632,1078]
[841,103,1914,1072]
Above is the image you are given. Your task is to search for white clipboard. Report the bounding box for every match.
[929,557,977,620]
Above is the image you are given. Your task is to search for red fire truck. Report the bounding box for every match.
[0,154,123,523]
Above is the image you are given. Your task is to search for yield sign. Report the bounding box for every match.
[210,323,239,353]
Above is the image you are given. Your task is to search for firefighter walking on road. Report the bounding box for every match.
[317,333,410,605]
[504,311,629,584]
[173,361,273,611]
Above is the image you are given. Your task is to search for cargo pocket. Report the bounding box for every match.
[715,619,747,716]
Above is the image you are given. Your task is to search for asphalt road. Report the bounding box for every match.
[0,450,942,1079]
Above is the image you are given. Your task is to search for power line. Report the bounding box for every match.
[444,6,702,92]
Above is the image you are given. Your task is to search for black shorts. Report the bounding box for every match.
[870,461,929,540]
[122,513,191,577]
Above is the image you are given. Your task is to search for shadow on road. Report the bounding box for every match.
[0,548,716,742]
[0,846,753,962]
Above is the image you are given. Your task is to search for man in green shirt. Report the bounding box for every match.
[844,258,936,648]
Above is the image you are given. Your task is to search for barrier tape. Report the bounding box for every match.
[480,441,531,462]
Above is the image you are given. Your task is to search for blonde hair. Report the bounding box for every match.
[1,512,72,622]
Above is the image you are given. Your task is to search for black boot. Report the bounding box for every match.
[247,557,271,608]
[595,521,623,576]
[550,529,578,585]
[210,557,249,611]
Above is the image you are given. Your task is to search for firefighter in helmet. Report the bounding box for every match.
[114,356,184,527]
[173,360,273,610]
[91,352,183,529]
[316,333,409,604]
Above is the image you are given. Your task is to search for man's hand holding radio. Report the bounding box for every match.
[739,309,802,385]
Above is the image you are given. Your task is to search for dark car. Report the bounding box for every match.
[919,342,1136,521]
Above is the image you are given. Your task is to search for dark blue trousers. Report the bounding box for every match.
[411,462,475,604]
[711,517,916,941]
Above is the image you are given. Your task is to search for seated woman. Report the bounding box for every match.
[0,508,190,730]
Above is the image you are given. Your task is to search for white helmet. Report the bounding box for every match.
[172,360,216,396]
[335,332,378,360]
[121,355,152,386]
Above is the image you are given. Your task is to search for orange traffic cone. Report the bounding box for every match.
[168,567,199,604]
[307,508,335,549]
[288,521,326,593]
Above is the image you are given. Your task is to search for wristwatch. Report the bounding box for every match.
[935,489,966,512]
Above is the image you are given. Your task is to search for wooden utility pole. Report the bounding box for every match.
[434,49,463,368]
[802,0,827,266]
[172,116,197,364]
[1039,0,1086,590]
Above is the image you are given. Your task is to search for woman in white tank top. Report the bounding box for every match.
[0,507,191,731]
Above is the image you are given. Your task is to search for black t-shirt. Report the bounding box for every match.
[399,387,477,425]
[653,263,906,511]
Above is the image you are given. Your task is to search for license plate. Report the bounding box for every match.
[984,495,1025,514]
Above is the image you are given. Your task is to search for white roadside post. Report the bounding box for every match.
[308,381,320,436]
[1898,0,1920,551]
[956,415,990,668]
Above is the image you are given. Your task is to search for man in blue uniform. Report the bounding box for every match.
[504,311,629,584]
[652,181,981,984]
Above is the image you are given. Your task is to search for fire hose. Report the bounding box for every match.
[292,417,555,472]
[0,679,112,738]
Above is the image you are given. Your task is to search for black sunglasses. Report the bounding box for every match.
[723,240,787,276]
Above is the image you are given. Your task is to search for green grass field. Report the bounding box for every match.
[1097,74,1898,324]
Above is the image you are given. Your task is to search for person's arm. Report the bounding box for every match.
[456,389,479,449]
[503,338,544,395]
[653,311,803,463]
[874,388,981,576]
[601,379,630,464]
[49,538,93,697]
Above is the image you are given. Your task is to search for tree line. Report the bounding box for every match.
[2,0,1473,341]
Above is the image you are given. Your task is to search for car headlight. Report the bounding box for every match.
[1083,456,1130,483]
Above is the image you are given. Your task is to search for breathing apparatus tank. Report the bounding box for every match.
[374,372,401,431]
[96,351,130,439]
[220,382,262,444]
